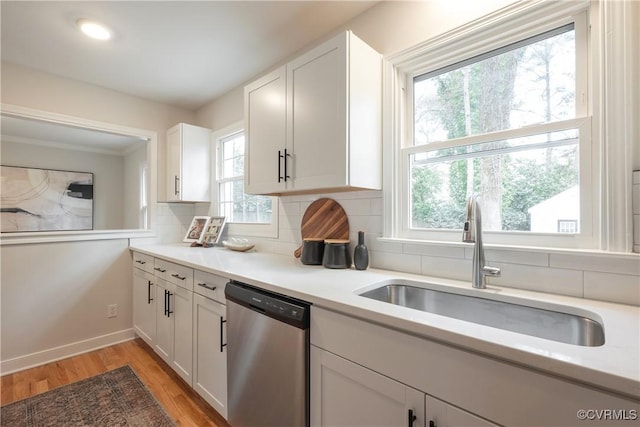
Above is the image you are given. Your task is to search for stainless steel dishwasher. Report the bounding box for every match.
[225,280,310,427]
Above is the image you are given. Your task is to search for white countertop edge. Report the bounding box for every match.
[129,243,640,400]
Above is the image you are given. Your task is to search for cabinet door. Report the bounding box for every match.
[166,123,211,202]
[193,293,228,419]
[287,33,347,192]
[171,285,193,386]
[180,124,211,202]
[154,278,174,365]
[244,66,287,195]
[425,395,498,427]
[133,267,155,346]
[166,125,182,201]
[311,346,425,427]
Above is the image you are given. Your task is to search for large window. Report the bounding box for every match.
[214,123,278,237]
[392,6,593,247]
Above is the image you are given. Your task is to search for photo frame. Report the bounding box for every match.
[183,216,210,243]
[200,216,226,246]
[1,165,94,232]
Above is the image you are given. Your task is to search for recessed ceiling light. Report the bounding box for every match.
[77,19,112,41]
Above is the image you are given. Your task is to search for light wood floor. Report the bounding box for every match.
[0,338,230,427]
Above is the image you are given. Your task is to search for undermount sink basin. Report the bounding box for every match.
[359,282,605,347]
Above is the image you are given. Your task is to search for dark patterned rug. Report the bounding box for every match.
[1,365,176,426]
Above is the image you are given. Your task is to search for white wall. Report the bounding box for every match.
[0,62,197,372]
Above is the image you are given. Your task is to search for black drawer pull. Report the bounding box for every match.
[197,282,217,291]
[154,267,166,273]
[171,273,186,281]
[135,260,146,265]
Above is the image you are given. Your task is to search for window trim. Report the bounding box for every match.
[383,0,606,250]
[211,121,279,238]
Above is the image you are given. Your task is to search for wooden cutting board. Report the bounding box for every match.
[293,198,349,258]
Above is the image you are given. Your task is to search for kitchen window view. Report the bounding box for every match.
[216,130,273,224]
[406,21,588,238]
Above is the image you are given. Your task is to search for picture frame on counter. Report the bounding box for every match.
[184,216,210,243]
[200,216,226,247]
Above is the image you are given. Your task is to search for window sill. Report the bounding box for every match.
[0,229,156,246]
[376,236,639,259]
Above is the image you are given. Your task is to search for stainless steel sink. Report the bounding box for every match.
[359,283,605,347]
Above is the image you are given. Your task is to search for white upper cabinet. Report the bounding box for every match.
[244,67,287,195]
[166,123,211,202]
[244,31,382,196]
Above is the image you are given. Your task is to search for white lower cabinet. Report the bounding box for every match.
[193,292,228,418]
[155,277,193,387]
[132,267,156,346]
[133,253,229,418]
[425,395,498,427]
[311,345,424,427]
[311,306,638,427]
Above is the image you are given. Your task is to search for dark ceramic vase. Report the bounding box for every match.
[353,231,369,270]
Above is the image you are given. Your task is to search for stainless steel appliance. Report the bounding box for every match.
[225,280,310,427]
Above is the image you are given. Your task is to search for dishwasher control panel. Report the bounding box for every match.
[225,280,310,328]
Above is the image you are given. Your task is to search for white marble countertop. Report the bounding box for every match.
[130,243,640,399]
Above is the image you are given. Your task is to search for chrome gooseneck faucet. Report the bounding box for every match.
[462,194,501,289]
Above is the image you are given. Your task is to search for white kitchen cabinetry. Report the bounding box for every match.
[132,256,156,347]
[244,30,381,195]
[311,345,425,427]
[154,264,194,387]
[166,123,211,202]
[425,395,498,427]
[192,270,228,418]
[311,307,637,427]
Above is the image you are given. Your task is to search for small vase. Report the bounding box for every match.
[353,231,369,270]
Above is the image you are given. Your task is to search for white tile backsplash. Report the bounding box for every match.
[489,263,584,298]
[162,187,640,306]
[550,253,640,275]
[584,271,640,306]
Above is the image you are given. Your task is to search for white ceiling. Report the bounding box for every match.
[0,0,378,111]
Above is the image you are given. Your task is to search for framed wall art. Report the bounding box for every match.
[0,165,94,232]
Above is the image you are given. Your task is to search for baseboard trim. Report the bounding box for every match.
[0,329,136,376]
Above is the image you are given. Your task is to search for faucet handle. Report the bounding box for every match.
[482,265,501,277]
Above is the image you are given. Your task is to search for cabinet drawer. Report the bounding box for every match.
[153,258,170,280]
[132,252,154,274]
[194,270,227,304]
[166,261,194,291]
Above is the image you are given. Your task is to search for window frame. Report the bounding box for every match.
[211,121,279,238]
[384,2,599,249]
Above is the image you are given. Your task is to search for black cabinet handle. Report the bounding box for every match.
[167,291,173,317]
[284,148,291,181]
[278,150,284,182]
[174,176,180,195]
[197,282,217,291]
[220,317,227,352]
[429,420,437,427]
[171,273,186,281]
[164,290,168,316]
[408,409,417,427]
[154,267,166,273]
[135,259,146,265]
[147,280,153,304]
